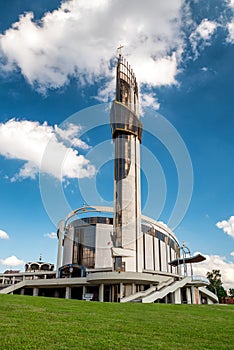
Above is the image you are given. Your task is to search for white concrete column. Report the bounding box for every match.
[186,287,192,304]
[111,285,115,302]
[54,290,60,298]
[65,286,71,299]
[99,284,104,302]
[82,286,86,300]
[12,276,15,284]
[191,286,195,304]
[56,220,64,277]
[20,288,25,295]
[132,283,136,294]
[174,288,181,304]
[119,283,124,299]
[33,288,39,296]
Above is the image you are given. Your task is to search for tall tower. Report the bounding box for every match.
[110,51,143,272]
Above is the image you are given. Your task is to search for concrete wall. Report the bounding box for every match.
[95,224,113,269]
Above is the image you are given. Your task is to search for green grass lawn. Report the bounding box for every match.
[0,295,233,350]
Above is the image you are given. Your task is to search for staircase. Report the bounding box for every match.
[142,276,191,303]
[120,277,174,303]
[199,286,219,303]
[120,285,157,303]
[0,280,26,294]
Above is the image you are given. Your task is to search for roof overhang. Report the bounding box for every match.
[169,254,206,267]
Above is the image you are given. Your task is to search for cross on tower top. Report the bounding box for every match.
[117,44,124,56]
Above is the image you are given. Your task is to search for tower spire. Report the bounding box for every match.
[117,44,124,57]
[110,56,143,273]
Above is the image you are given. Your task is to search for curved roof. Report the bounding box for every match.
[62,205,180,245]
[169,254,206,267]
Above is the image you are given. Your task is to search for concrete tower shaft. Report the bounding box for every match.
[110,54,143,272]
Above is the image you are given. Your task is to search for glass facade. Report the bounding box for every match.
[72,223,95,268]
[110,101,143,142]
[114,134,132,181]
[64,217,179,272]
[68,217,113,269]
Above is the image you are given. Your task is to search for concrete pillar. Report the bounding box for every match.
[54,290,60,298]
[20,288,25,295]
[193,287,200,304]
[119,283,124,299]
[65,286,71,299]
[12,276,15,284]
[111,285,115,302]
[99,284,104,302]
[191,286,195,304]
[82,286,86,300]
[132,283,136,294]
[56,220,64,277]
[33,288,39,296]
[186,287,192,304]
[174,288,181,304]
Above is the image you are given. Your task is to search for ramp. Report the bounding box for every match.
[121,277,174,303]
[199,286,219,303]
[121,285,156,303]
[142,276,191,303]
[0,280,26,294]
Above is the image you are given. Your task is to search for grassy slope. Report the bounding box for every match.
[0,295,233,350]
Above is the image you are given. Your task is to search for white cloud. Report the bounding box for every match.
[193,254,234,290]
[196,19,217,40]
[216,216,234,239]
[230,251,234,257]
[226,0,234,43]
[140,92,160,111]
[0,0,184,96]
[0,230,9,239]
[227,22,234,43]
[44,232,57,239]
[0,119,95,181]
[0,255,24,267]
[189,19,218,58]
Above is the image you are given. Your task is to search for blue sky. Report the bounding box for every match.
[0,0,234,288]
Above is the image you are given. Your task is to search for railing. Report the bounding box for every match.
[120,285,157,303]
[191,276,209,284]
[142,277,191,303]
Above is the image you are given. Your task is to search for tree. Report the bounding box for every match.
[206,269,227,302]
[228,288,234,297]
